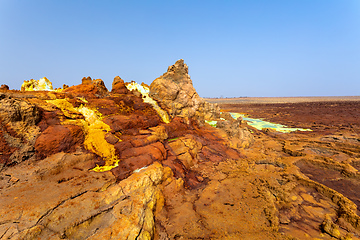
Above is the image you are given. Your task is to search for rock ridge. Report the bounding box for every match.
[2,60,356,239]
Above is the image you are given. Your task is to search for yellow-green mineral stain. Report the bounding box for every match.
[205,120,217,127]
[230,112,312,133]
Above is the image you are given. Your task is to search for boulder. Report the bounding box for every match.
[111,76,129,94]
[0,84,9,90]
[93,78,109,95]
[82,76,92,85]
[216,118,254,148]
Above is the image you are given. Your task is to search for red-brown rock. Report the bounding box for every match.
[120,141,166,161]
[0,84,9,90]
[104,132,119,145]
[111,76,129,94]
[64,77,108,97]
[111,141,167,180]
[35,125,84,159]
[111,155,154,180]
[103,114,160,132]
[0,128,17,167]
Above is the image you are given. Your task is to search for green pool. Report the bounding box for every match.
[230,112,312,133]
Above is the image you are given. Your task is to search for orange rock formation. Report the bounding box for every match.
[0,60,359,240]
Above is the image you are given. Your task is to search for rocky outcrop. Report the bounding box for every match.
[111,76,129,94]
[0,84,9,90]
[0,93,41,168]
[21,77,53,91]
[216,117,254,148]
[64,77,109,97]
[0,93,40,126]
[150,59,253,148]
[149,59,220,121]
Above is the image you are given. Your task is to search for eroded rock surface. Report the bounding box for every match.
[1,61,359,239]
[0,94,40,168]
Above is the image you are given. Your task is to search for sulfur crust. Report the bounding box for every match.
[22,77,64,92]
[125,82,170,124]
[46,99,78,112]
[46,99,120,172]
[36,81,171,172]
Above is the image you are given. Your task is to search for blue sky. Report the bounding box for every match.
[1,0,359,97]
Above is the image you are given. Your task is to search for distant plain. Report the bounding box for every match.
[205,96,360,104]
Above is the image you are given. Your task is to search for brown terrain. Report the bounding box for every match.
[213,98,360,239]
[0,60,359,240]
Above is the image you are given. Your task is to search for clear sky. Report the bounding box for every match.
[1,1,359,97]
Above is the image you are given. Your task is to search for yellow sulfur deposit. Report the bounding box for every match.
[77,97,88,103]
[46,99,77,113]
[46,99,120,172]
[77,105,120,172]
[21,77,65,92]
[22,77,55,91]
[126,82,170,123]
